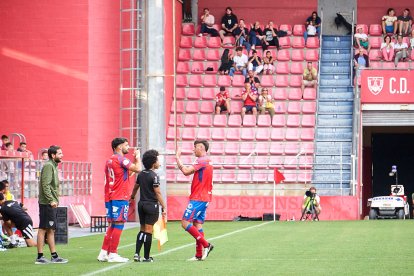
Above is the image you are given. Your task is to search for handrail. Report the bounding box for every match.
[350,9,355,86]
[314,8,323,163]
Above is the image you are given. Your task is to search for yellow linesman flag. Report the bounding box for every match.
[153,217,168,250]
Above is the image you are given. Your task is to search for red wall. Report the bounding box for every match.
[357,0,410,25]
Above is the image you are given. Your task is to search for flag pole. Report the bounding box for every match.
[273,179,276,222]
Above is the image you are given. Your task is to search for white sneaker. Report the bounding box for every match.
[187,256,202,261]
[108,253,129,263]
[198,33,203,37]
[97,249,108,262]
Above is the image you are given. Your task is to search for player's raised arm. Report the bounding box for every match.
[129,149,142,173]
[176,149,195,176]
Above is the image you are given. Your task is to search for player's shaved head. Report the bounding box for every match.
[194,140,209,152]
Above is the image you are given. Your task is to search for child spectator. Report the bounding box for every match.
[397,8,412,37]
[263,50,275,74]
[302,62,318,92]
[0,180,14,201]
[218,49,233,75]
[393,34,408,67]
[229,47,248,79]
[304,11,321,42]
[247,50,263,74]
[233,19,251,54]
[381,35,395,61]
[382,8,398,35]
[354,26,370,52]
[215,86,231,114]
[258,88,275,118]
[1,135,9,150]
[241,82,258,119]
[219,7,238,41]
[263,21,280,50]
[199,8,219,37]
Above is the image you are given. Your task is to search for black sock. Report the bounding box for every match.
[37,253,43,259]
[143,233,152,259]
[135,231,145,255]
[51,252,58,259]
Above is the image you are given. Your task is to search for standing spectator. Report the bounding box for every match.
[302,62,318,92]
[219,7,238,42]
[215,86,231,114]
[247,50,264,74]
[304,11,321,42]
[354,26,370,52]
[241,82,258,119]
[233,19,251,53]
[393,34,408,67]
[353,48,369,79]
[381,35,395,61]
[1,135,9,150]
[244,70,261,90]
[263,50,275,74]
[382,8,398,35]
[218,49,233,75]
[35,145,68,264]
[263,21,280,50]
[249,21,265,50]
[130,150,166,262]
[229,47,248,79]
[397,8,412,37]
[258,88,275,118]
[199,8,219,37]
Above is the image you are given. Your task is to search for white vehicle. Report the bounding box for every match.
[367,185,410,220]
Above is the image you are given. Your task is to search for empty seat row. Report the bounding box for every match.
[356,23,414,36]
[369,61,414,70]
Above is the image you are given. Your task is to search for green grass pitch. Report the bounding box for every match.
[2,220,414,275]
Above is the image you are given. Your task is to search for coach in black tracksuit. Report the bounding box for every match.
[130,149,167,262]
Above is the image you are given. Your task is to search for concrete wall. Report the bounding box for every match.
[318,0,357,35]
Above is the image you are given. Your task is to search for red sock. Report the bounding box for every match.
[108,225,124,254]
[101,226,113,251]
[186,225,209,248]
[195,231,204,258]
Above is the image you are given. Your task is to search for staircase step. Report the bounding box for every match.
[318,102,353,113]
[316,132,353,140]
[321,53,351,61]
[322,35,352,41]
[319,86,354,92]
[322,40,352,48]
[320,73,350,80]
[321,61,350,67]
[322,49,351,54]
[320,79,351,86]
[320,66,351,73]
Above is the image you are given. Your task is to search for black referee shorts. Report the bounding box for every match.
[138,201,160,226]
[39,204,57,230]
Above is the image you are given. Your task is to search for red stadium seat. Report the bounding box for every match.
[207,37,221,48]
[176,75,188,87]
[168,114,183,127]
[305,49,319,61]
[382,62,395,69]
[268,155,283,169]
[277,49,290,61]
[241,128,255,141]
[279,24,292,35]
[189,75,203,87]
[285,128,300,140]
[166,172,175,182]
[273,88,288,100]
[182,128,196,140]
[286,114,300,127]
[397,62,409,69]
[256,128,271,141]
[293,24,306,36]
[176,62,190,74]
[192,49,206,61]
[184,114,198,127]
[178,49,191,61]
[369,37,382,49]
[253,170,269,182]
[203,75,217,87]
[279,37,291,48]
[221,172,237,183]
[369,24,382,36]
[298,173,312,183]
[180,36,193,48]
[201,87,216,100]
[257,114,271,127]
[284,143,299,155]
[287,102,301,114]
[230,101,243,113]
[271,128,285,140]
[170,100,184,113]
[288,88,302,100]
[368,49,381,61]
[243,115,256,126]
[273,102,287,113]
[194,36,207,48]
[191,62,204,74]
[283,170,298,182]
[185,101,199,113]
[301,142,314,154]
[275,62,290,74]
[254,156,269,169]
[275,75,288,87]
[291,49,305,61]
[232,75,246,87]
[197,128,211,140]
[224,142,239,155]
[303,88,316,100]
[200,101,214,113]
[210,142,225,155]
[226,128,241,141]
[182,23,195,36]
[230,87,243,99]
[292,37,305,48]
[177,173,191,182]
[213,114,228,127]
[222,37,235,48]
[167,127,180,140]
[198,114,213,127]
[187,87,201,100]
[237,171,252,183]
[211,128,226,141]
[239,142,255,155]
[369,61,382,69]
[306,37,320,48]
[302,102,316,114]
[165,155,176,169]
[301,114,315,127]
[284,156,299,169]
[212,155,223,169]
[255,142,269,155]
[272,114,286,127]
[222,155,238,169]
[205,62,219,74]
[299,156,313,169]
[175,88,186,100]
[289,75,302,87]
[217,75,231,87]
[228,114,242,127]
[301,128,315,141]
[269,142,284,155]
[290,62,304,74]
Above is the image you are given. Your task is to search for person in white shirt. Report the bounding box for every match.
[258,88,275,118]
[354,26,370,52]
[380,35,394,61]
[301,187,321,221]
[393,34,408,67]
[382,8,398,35]
[229,46,248,78]
[306,21,317,37]
[199,8,219,37]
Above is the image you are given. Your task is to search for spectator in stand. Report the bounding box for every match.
[249,21,265,50]
[241,82,258,119]
[247,50,263,74]
[234,19,251,54]
[397,8,412,37]
[410,29,414,55]
[41,151,49,161]
[263,50,275,75]
[393,34,408,67]
[0,180,14,201]
[17,142,34,160]
[354,26,370,52]
[263,21,280,50]
[218,49,233,75]
[1,135,9,150]
[304,11,321,42]
[215,86,231,114]
[219,7,238,42]
[302,62,318,92]
[199,8,219,37]
[258,88,275,118]
[381,35,395,61]
[382,8,398,36]
[244,70,261,90]
[229,46,248,80]
[306,21,317,41]
[353,47,369,79]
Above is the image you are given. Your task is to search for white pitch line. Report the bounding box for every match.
[82,221,273,276]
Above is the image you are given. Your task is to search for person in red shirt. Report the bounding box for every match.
[176,140,214,261]
[97,137,141,263]
[241,82,259,119]
[215,86,231,114]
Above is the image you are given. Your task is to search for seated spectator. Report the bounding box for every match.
[354,26,370,52]
[244,70,261,90]
[218,49,234,75]
[302,62,318,92]
[397,8,412,37]
[229,46,248,79]
[263,50,275,74]
[1,135,9,150]
[215,86,231,114]
[241,82,258,119]
[0,193,36,247]
[0,180,14,201]
[410,29,414,55]
[304,11,321,42]
[258,88,275,118]
[234,19,251,54]
[353,48,369,78]
[249,21,265,50]
[381,35,395,61]
[394,34,408,67]
[382,8,398,35]
[263,21,280,50]
[17,142,34,160]
[199,8,219,37]
[219,7,238,42]
[247,50,263,74]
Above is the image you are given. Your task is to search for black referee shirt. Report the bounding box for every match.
[0,200,31,229]
[136,170,160,203]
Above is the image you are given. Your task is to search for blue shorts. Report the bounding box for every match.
[385,25,394,34]
[182,200,209,224]
[109,200,129,223]
[244,105,256,113]
[105,201,112,222]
